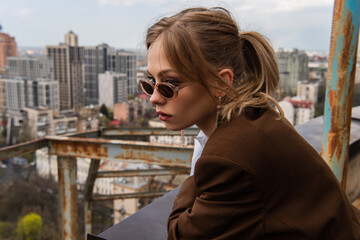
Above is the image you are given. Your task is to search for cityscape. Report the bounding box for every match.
[1,2,360,239]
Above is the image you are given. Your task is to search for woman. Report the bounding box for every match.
[140,7,360,239]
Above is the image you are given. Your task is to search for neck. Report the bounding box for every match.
[197,111,218,138]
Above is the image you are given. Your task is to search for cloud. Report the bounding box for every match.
[233,0,333,13]
[98,0,167,6]
[95,0,333,50]
[14,8,33,18]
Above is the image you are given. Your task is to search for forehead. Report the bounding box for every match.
[147,37,173,75]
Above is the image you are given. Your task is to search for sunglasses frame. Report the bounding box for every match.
[139,79,179,99]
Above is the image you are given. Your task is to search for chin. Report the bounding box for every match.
[164,123,186,131]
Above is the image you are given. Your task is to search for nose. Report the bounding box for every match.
[150,88,166,105]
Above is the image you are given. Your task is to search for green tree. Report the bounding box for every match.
[17,212,42,240]
[0,220,15,239]
[100,104,110,119]
[136,118,149,128]
[21,152,35,164]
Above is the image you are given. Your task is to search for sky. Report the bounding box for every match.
[0,0,335,52]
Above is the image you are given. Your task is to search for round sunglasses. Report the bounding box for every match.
[139,79,180,99]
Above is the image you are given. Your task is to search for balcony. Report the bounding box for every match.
[37,121,47,127]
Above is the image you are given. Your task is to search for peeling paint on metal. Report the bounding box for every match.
[58,157,79,240]
[48,137,193,167]
[91,191,170,201]
[322,0,360,185]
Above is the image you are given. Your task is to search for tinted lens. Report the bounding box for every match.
[140,81,154,95]
[158,84,174,98]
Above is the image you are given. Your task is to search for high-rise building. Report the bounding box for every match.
[83,44,110,106]
[46,31,84,112]
[0,28,17,76]
[83,46,137,106]
[7,56,54,80]
[65,30,78,47]
[6,56,59,111]
[107,49,137,96]
[99,71,127,109]
[276,49,309,96]
[2,77,26,111]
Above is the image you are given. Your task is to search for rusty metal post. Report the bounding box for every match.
[84,201,92,239]
[84,159,100,237]
[57,156,79,240]
[322,0,360,187]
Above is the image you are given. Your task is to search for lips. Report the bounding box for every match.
[157,111,172,121]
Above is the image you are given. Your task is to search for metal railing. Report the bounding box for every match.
[0,128,198,239]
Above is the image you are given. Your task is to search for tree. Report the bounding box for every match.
[100,104,110,119]
[17,212,42,240]
[0,220,15,239]
[136,118,149,128]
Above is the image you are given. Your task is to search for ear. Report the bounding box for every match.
[214,68,234,98]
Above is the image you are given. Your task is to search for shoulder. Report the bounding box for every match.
[203,107,299,162]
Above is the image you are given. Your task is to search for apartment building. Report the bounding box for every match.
[7,56,54,81]
[279,97,314,125]
[113,94,153,124]
[46,31,84,112]
[107,49,137,96]
[83,44,110,106]
[297,80,320,104]
[1,77,26,111]
[23,107,77,139]
[99,71,127,109]
[6,56,59,111]
[276,48,309,96]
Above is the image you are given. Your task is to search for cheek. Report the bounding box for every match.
[180,89,215,113]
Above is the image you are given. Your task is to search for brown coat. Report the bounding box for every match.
[168,108,360,239]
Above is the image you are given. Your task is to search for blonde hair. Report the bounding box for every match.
[146,7,283,121]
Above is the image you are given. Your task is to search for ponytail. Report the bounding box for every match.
[220,31,284,121]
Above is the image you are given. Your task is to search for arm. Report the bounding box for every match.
[168,155,264,239]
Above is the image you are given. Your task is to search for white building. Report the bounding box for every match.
[297,80,319,104]
[35,79,59,110]
[278,101,295,124]
[2,78,26,110]
[7,56,54,81]
[99,71,127,109]
[64,30,78,47]
[279,97,314,125]
[148,119,196,145]
[1,77,59,111]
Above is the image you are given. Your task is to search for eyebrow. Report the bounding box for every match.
[147,69,177,78]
